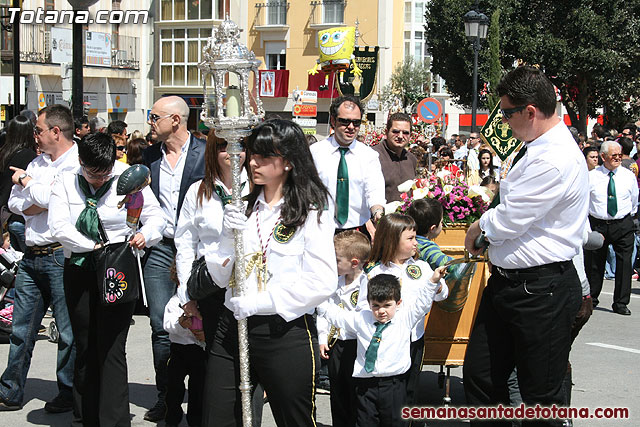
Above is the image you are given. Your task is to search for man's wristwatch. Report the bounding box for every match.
[18,173,28,186]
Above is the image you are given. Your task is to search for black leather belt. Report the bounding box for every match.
[494,260,572,282]
[28,243,62,256]
[589,214,630,225]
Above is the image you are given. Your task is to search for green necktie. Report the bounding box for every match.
[336,147,349,225]
[607,170,618,217]
[364,321,390,373]
[70,174,115,267]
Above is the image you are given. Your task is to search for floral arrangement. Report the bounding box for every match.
[387,171,493,225]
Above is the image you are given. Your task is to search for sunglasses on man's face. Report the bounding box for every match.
[500,105,527,120]
[148,113,172,123]
[336,117,362,128]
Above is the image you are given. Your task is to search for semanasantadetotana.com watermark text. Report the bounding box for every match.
[7,8,148,25]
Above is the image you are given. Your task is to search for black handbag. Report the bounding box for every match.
[187,256,224,301]
[94,219,140,306]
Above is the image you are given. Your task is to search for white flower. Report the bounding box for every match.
[397,179,415,193]
[384,201,402,215]
[436,170,451,180]
[443,184,454,194]
[468,185,493,203]
[413,187,429,200]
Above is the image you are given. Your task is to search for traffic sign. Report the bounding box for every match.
[293,104,317,117]
[293,118,317,128]
[292,90,318,104]
[417,97,442,124]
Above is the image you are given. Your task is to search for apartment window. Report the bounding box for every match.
[404,2,411,23]
[160,28,212,86]
[161,0,217,21]
[323,0,345,24]
[414,1,425,23]
[265,41,286,70]
[267,1,287,25]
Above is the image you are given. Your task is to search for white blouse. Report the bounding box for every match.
[209,190,338,322]
[49,161,166,258]
[174,173,249,304]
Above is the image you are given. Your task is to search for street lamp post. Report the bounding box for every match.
[463,8,489,133]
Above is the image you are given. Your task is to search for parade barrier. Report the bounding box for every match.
[422,224,489,404]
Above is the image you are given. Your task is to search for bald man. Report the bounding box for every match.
[142,96,206,422]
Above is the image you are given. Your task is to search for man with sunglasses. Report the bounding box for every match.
[310,95,385,234]
[463,66,589,425]
[141,95,205,422]
[1,105,78,414]
[371,112,417,202]
[107,120,129,164]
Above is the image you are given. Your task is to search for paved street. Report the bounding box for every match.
[0,278,638,426]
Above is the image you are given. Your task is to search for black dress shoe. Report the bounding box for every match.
[44,392,73,413]
[143,400,167,422]
[612,306,631,315]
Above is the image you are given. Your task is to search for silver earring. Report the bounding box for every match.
[285,167,290,171]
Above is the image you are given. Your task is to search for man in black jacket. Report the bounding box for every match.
[142,96,205,422]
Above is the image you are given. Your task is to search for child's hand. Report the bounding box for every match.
[178,314,192,329]
[319,344,330,360]
[430,265,448,284]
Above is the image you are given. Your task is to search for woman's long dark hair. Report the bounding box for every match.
[197,131,249,206]
[0,115,36,170]
[245,119,329,228]
[478,148,497,176]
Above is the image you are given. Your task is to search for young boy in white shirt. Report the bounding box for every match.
[318,270,447,426]
[318,230,371,427]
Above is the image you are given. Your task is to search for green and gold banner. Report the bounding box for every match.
[481,102,522,162]
[338,46,379,103]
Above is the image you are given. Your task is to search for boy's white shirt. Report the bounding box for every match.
[318,277,447,378]
[317,271,366,345]
[357,258,448,341]
[163,294,205,349]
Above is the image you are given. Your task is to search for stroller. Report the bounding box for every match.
[0,247,20,337]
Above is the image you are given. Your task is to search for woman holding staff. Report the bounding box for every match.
[205,119,337,426]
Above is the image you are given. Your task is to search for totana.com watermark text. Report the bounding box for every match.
[8,8,148,25]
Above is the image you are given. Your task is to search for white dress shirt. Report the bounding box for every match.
[317,273,365,345]
[357,258,448,341]
[479,121,589,269]
[467,146,480,171]
[8,144,79,246]
[174,173,249,304]
[209,191,338,322]
[158,135,190,238]
[310,135,386,228]
[588,165,638,219]
[319,278,441,378]
[163,294,205,348]
[48,161,165,258]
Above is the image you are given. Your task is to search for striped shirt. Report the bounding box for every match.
[416,235,452,270]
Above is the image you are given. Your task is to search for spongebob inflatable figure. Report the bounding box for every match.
[308,27,362,88]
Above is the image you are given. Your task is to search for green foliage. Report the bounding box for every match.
[379,57,432,112]
[425,0,640,133]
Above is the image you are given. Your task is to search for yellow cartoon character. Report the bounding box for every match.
[308,27,362,86]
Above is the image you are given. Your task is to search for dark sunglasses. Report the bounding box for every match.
[500,105,527,120]
[148,113,172,123]
[116,145,126,151]
[391,129,410,136]
[336,117,362,128]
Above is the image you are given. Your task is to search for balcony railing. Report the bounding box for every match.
[255,1,289,27]
[310,0,346,26]
[15,24,139,70]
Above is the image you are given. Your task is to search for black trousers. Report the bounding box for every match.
[166,343,206,426]
[203,308,319,427]
[328,339,357,427]
[406,338,425,405]
[64,261,135,427]
[354,374,408,427]
[463,262,581,427]
[584,214,634,309]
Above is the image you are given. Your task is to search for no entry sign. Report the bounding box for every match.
[417,97,442,124]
